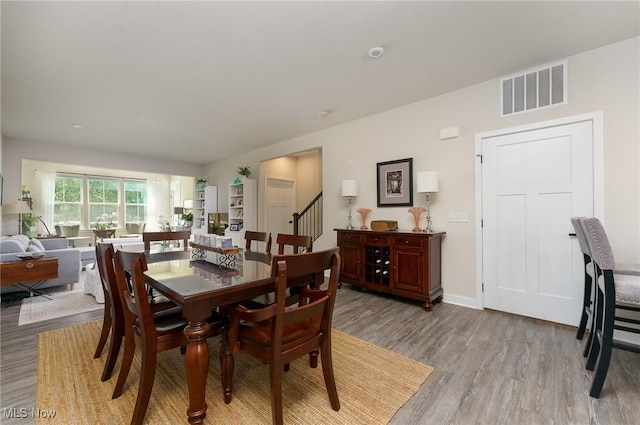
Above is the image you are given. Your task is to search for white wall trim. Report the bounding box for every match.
[474,111,605,311]
[442,293,479,310]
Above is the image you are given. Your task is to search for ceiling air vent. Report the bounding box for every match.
[500,61,567,117]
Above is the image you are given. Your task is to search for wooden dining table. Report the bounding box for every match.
[144,249,274,425]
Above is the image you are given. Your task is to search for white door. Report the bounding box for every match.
[265,178,296,253]
[482,120,593,325]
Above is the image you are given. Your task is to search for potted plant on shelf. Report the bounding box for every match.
[196,177,207,189]
[237,166,251,178]
[181,211,194,228]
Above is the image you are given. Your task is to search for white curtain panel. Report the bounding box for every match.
[147,179,159,231]
[35,169,56,234]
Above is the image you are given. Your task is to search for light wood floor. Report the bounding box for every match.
[2,284,639,424]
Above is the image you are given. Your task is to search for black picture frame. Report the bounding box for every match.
[229,223,239,231]
[376,158,413,207]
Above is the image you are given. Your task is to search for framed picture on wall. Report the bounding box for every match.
[376,157,413,207]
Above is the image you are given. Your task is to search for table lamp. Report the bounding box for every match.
[173,207,184,225]
[417,171,439,232]
[5,199,32,234]
[341,180,358,230]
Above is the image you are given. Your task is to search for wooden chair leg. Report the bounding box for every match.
[320,338,340,411]
[586,286,604,371]
[94,302,112,358]
[269,363,284,425]
[590,286,616,398]
[309,349,319,368]
[131,346,157,425]
[576,270,592,340]
[101,317,124,382]
[112,328,135,399]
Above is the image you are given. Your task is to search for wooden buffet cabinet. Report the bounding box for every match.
[335,229,445,310]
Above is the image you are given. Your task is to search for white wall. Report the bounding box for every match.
[205,37,640,304]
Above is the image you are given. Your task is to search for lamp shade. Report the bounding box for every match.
[5,200,32,214]
[417,171,439,193]
[341,180,358,197]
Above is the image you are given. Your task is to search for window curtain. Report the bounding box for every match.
[35,170,56,235]
[147,179,159,231]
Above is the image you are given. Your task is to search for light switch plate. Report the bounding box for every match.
[449,211,469,223]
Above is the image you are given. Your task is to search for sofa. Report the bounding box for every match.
[38,237,96,268]
[0,235,82,294]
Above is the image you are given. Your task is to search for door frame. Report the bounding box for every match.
[474,111,604,309]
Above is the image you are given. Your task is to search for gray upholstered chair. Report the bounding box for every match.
[56,223,80,237]
[125,222,146,234]
[581,217,640,398]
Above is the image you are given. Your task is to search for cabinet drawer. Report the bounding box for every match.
[365,234,390,245]
[338,232,362,244]
[392,236,423,248]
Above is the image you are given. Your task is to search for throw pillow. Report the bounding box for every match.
[27,244,41,253]
[29,239,45,251]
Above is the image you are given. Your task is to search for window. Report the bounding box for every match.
[124,180,147,222]
[88,177,120,228]
[54,175,82,223]
[53,173,147,229]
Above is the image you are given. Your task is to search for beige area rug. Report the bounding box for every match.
[18,278,102,326]
[37,321,433,425]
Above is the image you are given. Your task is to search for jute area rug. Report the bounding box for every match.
[37,321,433,425]
[18,280,102,326]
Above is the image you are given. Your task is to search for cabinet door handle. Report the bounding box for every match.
[26,262,34,269]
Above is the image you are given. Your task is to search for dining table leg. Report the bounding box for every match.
[183,317,212,424]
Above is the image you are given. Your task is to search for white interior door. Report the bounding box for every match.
[482,120,594,325]
[265,178,296,253]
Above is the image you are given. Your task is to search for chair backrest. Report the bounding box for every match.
[582,217,615,271]
[244,231,272,252]
[271,247,341,335]
[571,216,591,257]
[113,250,155,339]
[126,222,146,234]
[143,230,190,251]
[95,242,122,312]
[276,233,313,255]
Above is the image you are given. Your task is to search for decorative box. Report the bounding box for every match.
[370,220,398,231]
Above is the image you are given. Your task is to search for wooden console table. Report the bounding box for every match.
[335,229,445,310]
[1,257,59,297]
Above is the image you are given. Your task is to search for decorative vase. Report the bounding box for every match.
[408,207,426,232]
[357,208,372,230]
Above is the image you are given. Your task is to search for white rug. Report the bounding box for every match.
[18,276,103,326]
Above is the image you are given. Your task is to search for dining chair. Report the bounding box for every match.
[244,230,272,252]
[111,250,226,425]
[581,217,640,398]
[125,222,146,234]
[142,230,190,251]
[93,242,125,382]
[220,247,341,425]
[276,233,313,254]
[571,217,595,346]
[93,242,179,382]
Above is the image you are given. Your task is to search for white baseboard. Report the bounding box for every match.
[442,293,479,309]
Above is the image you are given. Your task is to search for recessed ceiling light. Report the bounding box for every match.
[318,110,330,117]
[368,47,385,58]
[70,123,83,129]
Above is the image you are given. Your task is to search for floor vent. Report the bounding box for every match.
[501,61,567,117]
